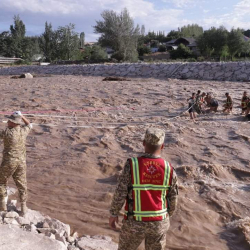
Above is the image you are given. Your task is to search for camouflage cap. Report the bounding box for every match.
[144,128,165,146]
[7,114,22,125]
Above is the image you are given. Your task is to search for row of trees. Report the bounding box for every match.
[197,27,250,60]
[1,11,250,62]
[0,15,108,62]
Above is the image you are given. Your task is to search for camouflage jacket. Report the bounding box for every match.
[110,153,178,217]
[0,124,32,163]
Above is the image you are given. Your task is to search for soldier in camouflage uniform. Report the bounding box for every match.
[109,128,178,250]
[0,111,32,215]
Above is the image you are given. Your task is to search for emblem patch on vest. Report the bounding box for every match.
[147,165,157,175]
[142,160,162,184]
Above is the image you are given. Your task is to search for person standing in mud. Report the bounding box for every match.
[109,128,178,250]
[188,93,197,121]
[223,93,233,113]
[0,111,32,215]
[241,91,249,115]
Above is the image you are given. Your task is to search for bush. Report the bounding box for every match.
[14,59,31,65]
[90,45,108,62]
[187,58,197,62]
[158,45,167,52]
[170,44,193,59]
[111,52,124,62]
[137,45,151,56]
[197,56,205,62]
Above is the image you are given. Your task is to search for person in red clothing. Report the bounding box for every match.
[109,128,178,250]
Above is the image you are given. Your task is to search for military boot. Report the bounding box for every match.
[0,199,7,212]
[21,202,28,216]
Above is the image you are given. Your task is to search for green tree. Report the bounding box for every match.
[9,15,26,57]
[0,31,12,57]
[170,44,192,59]
[228,28,245,59]
[56,23,80,60]
[40,22,56,62]
[220,45,229,61]
[137,45,151,56]
[242,40,250,58]
[243,29,250,38]
[94,8,140,61]
[158,45,167,52]
[166,30,182,41]
[90,45,108,61]
[180,24,203,37]
[80,32,85,48]
[197,26,228,59]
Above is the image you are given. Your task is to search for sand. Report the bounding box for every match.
[0,75,249,250]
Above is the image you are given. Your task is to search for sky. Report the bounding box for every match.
[1,0,250,41]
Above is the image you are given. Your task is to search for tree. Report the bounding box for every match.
[242,40,250,58]
[220,45,229,61]
[180,24,203,37]
[9,15,26,57]
[56,23,80,60]
[166,30,182,41]
[40,22,56,62]
[243,29,250,38]
[80,32,85,48]
[137,45,151,56]
[197,26,228,59]
[140,25,145,36]
[170,44,192,59]
[94,8,140,61]
[0,31,12,57]
[158,45,166,52]
[228,28,245,59]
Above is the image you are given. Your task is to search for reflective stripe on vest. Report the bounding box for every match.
[126,157,172,221]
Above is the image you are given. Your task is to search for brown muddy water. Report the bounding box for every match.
[0,75,249,250]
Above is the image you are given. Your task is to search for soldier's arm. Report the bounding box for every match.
[168,169,178,217]
[110,160,131,217]
[21,115,33,134]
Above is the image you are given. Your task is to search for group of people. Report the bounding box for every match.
[0,111,177,250]
[187,90,250,121]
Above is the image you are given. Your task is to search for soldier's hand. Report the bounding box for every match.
[13,111,22,116]
[109,216,119,231]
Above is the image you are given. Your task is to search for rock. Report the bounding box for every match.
[19,73,33,79]
[45,231,56,240]
[67,236,75,243]
[22,208,46,225]
[43,218,70,237]
[77,235,118,250]
[43,221,50,228]
[5,211,19,219]
[0,224,67,250]
[68,246,80,250]
[16,216,30,225]
[72,232,79,240]
[4,218,19,225]
[25,223,38,233]
[55,233,68,246]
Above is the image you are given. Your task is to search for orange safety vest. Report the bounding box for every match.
[124,157,173,222]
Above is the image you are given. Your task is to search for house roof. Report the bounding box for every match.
[165,39,177,45]
[165,37,197,47]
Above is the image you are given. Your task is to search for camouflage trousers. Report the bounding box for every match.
[0,160,27,203]
[118,217,170,250]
